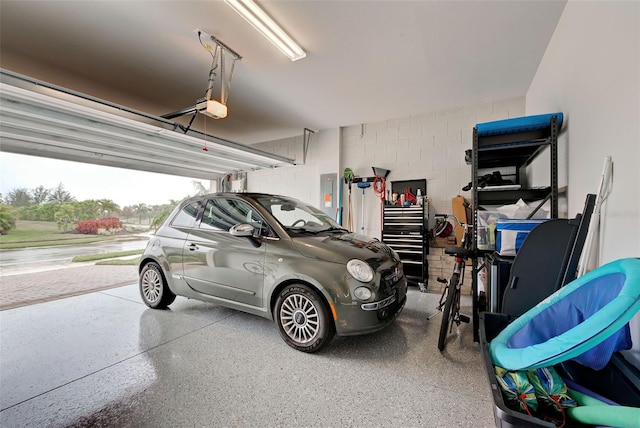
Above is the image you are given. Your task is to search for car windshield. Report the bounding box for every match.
[255,196,348,234]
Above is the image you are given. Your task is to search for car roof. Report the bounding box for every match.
[190,192,287,199]
[180,192,295,205]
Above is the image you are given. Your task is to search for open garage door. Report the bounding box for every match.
[0,70,295,180]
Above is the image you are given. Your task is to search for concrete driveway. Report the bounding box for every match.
[0,264,139,310]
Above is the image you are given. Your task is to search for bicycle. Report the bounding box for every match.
[428,215,475,351]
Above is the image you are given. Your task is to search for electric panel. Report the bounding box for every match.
[320,173,337,219]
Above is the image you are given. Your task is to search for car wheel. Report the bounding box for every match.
[139,262,176,309]
[275,284,335,353]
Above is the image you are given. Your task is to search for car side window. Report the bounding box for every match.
[200,198,265,232]
[170,201,201,228]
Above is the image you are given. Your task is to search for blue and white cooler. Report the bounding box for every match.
[495,219,548,256]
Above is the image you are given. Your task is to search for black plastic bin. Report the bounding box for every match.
[479,312,640,427]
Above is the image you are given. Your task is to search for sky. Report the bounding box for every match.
[0,152,210,208]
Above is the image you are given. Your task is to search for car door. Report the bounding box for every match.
[182,196,267,308]
[163,200,203,275]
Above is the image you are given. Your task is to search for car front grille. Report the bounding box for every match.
[382,262,403,287]
[360,261,406,316]
[360,293,396,311]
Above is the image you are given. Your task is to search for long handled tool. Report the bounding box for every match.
[344,168,355,231]
[357,181,371,234]
[577,156,613,276]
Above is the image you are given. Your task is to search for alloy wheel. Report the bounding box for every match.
[141,267,162,304]
[279,294,320,344]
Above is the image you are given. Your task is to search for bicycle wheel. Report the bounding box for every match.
[438,272,459,351]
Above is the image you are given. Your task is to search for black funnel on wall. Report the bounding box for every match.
[372,167,390,178]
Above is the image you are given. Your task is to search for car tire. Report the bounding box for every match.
[139,261,176,309]
[275,284,335,353]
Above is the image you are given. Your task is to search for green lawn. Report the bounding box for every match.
[96,257,141,266]
[72,250,143,262]
[0,220,119,250]
[1,220,147,266]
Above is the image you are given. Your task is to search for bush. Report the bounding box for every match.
[0,204,18,234]
[75,217,123,234]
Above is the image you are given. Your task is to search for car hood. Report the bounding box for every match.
[292,232,397,268]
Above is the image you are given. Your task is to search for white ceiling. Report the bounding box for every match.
[0,1,567,146]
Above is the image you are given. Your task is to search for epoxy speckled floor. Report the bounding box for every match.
[0,285,495,427]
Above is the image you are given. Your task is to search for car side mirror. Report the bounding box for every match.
[229,223,255,237]
[229,223,263,248]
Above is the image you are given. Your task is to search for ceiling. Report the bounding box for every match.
[0,1,567,146]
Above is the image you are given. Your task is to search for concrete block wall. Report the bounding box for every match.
[427,247,474,295]
[246,135,307,199]
[340,96,525,239]
[247,129,340,207]
[247,97,524,229]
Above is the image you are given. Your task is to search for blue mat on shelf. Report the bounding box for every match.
[476,112,563,137]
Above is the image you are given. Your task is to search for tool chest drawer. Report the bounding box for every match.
[382,205,427,286]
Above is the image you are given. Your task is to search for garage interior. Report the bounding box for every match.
[1,1,639,427]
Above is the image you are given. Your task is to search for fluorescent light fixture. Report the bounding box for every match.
[224,0,306,61]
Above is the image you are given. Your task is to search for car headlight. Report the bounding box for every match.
[347,259,374,283]
[353,286,372,300]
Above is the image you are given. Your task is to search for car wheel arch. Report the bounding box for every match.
[139,256,168,275]
[270,279,335,321]
[139,257,174,288]
[138,256,154,274]
[139,259,176,308]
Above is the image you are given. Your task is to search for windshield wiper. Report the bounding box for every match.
[286,227,321,235]
[322,226,350,233]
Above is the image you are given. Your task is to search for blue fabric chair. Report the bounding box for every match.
[490,258,640,371]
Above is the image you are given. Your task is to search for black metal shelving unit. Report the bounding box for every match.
[470,113,561,341]
[382,205,428,287]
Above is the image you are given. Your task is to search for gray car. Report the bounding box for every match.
[138,193,407,352]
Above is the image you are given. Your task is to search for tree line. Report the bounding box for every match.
[0,181,207,234]
[3,183,75,206]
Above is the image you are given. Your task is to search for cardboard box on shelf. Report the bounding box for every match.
[451,195,473,265]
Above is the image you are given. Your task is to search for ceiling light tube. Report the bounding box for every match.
[224,0,306,61]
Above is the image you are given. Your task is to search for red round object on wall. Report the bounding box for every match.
[435,220,453,238]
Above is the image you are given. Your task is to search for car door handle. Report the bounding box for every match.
[187,243,199,251]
